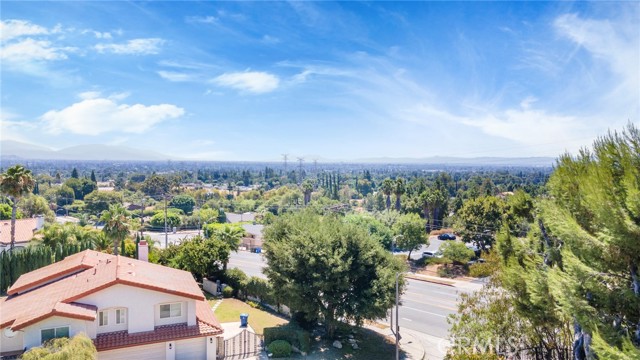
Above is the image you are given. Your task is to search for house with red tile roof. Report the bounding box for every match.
[0,216,45,252]
[0,249,224,360]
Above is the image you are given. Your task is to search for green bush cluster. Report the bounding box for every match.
[264,325,311,353]
[267,340,292,358]
[222,286,234,298]
[468,262,493,278]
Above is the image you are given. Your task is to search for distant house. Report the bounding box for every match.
[225,212,255,224]
[241,224,264,251]
[497,191,515,199]
[0,216,45,252]
[0,248,223,359]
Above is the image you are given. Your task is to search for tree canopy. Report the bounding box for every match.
[263,211,405,338]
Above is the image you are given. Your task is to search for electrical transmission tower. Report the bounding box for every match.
[297,157,305,184]
[282,154,289,179]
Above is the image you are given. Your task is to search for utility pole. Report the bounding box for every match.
[164,195,168,248]
[395,272,400,360]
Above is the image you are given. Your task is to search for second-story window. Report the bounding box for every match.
[159,303,181,318]
[99,310,109,326]
[116,308,127,324]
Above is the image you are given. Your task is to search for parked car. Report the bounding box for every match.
[422,251,443,258]
[438,233,457,240]
[467,258,486,265]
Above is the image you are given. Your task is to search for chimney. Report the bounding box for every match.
[35,215,45,231]
[138,240,149,262]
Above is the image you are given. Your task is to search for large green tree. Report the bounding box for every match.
[393,212,429,259]
[169,235,230,281]
[454,196,505,251]
[448,124,640,359]
[0,165,35,250]
[381,178,394,210]
[170,194,196,215]
[101,204,131,255]
[264,211,405,338]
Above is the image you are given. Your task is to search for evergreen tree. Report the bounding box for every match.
[71,168,79,179]
[90,170,97,183]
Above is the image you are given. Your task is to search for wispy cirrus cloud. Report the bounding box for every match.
[43,94,184,135]
[157,70,197,82]
[212,71,280,94]
[95,38,165,55]
[0,19,57,41]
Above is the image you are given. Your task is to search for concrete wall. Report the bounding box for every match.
[202,279,218,296]
[77,284,196,334]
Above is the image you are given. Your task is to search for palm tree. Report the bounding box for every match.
[381,178,394,211]
[394,177,405,212]
[101,204,130,255]
[212,225,245,271]
[0,165,35,250]
[301,179,314,206]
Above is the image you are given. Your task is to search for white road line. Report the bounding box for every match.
[402,318,413,322]
[401,306,447,318]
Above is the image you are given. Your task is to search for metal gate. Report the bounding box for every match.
[219,329,263,360]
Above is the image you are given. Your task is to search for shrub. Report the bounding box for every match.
[264,324,311,353]
[222,286,234,298]
[296,330,311,353]
[224,268,248,297]
[267,340,292,358]
[414,256,428,267]
[438,267,458,278]
[469,262,493,278]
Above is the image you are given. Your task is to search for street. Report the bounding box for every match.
[227,250,464,341]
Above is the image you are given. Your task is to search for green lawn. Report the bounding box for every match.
[211,298,287,335]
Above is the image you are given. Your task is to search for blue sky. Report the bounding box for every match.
[1,1,638,161]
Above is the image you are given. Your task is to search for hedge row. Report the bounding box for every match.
[264,324,310,353]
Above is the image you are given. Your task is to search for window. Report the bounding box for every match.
[160,303,181,319]
[99,310,109,326]
[41,326,69,343]
[116,308,127,324]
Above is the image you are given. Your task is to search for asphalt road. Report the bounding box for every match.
[393,278,461,339]
[227,250,463,340]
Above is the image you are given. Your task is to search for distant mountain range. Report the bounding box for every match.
[0,140,171,161]
[353,156,555,167]
[0,140,555,166]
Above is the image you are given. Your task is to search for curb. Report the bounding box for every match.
[405,274,456,287]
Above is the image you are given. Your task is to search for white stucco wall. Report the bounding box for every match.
[21,316,92,349]
[1,327,25,353]
[77,284,196,334]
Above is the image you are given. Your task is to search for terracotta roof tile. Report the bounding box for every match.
[0,218,39,245]
[196,300,223,330]
[0,250,210,331]
[94,322,222,351]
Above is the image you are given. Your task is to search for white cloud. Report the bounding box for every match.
[82,29,112,39]
[212,71,280,94]
[0,38,73,62]
[78,91,101,100]
[554,12,639,106]
[158,70,196,82]
[0,19,51,41]
[95,38,164,55]
[42,97,185,135]
[186,16,218,24]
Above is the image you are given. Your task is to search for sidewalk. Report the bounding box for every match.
[363,323,423,360]
[406,272,486,292]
